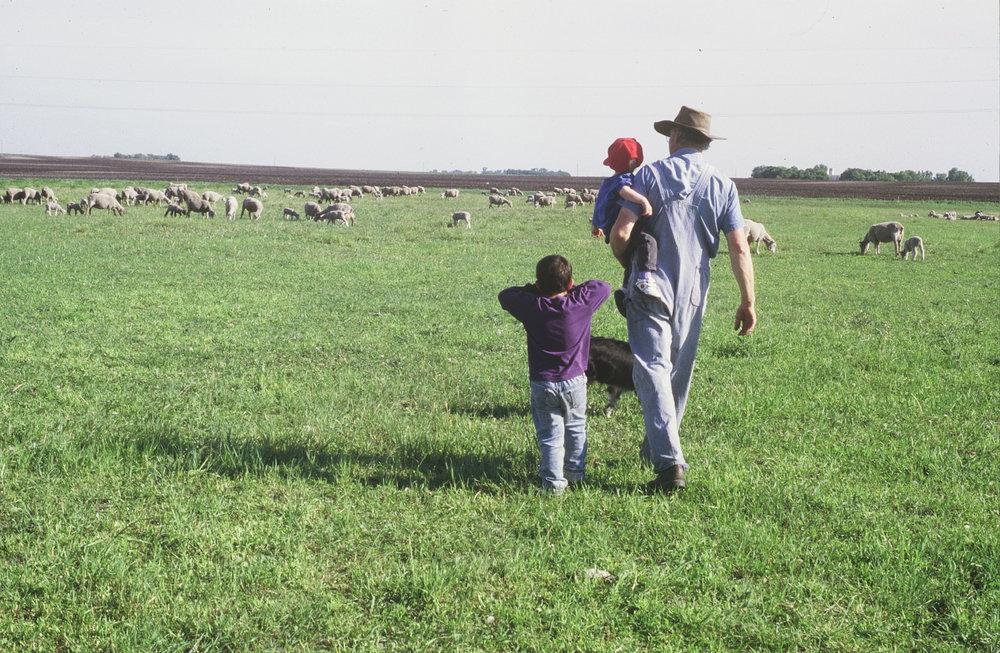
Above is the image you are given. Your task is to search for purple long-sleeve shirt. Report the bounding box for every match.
[498,279,611,382]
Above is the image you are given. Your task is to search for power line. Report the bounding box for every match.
[1,102,996,119]
[1,73,995,91]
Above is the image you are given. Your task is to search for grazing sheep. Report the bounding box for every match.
[282,207,300,220]
[744,219,777,254]
[84,194,125,216]
[201,190,225,206]
[489,194,512,208]
[316,208,353,226]
[66,201,85,216]
[21,187,42,205]
[164,203,186,217]
[451,211,471,229]
[928,210,944,218]
[303,201,322,220]
[240,197,263,220]
[249,186,267,198]
[224,196,238,220]
[144,189,168,206]
[534,196,556,207]
[579,191,597,204]
[441,188,460,199]
[293,190,306,197]
[859,221,904,255]
[900,236,925,261]
[41,186,56,202]
[185,197,216,218]
[975,210,998,221]
[944,211,957,220]
[120,187,138,206]
[44,200,66,216]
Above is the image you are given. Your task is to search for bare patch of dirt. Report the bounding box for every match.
[1,155,996,202]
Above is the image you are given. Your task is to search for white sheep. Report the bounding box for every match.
[317,208,353,226]
[928,210,944,218]
[84,194,125,216]
[534,196,555,207]
[900,236,924,261]
[201,190,225,206]
[975,210,998,221]
[489,194,512,208]
[441,188,460,199]
[224,196,238,220]
[240,197,263,220]
[164,203,186,217]
[185,197,216,218]
[44,200,66,216]
[303,201,322,220]
[744,219,777,254]
[859,221,904,255]
[451,211,471,229]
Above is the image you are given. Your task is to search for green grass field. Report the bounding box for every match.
[1,179,998,651]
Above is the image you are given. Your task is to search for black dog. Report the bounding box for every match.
[586,337,636,416]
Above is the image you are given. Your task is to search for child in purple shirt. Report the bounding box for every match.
[499,255,611,494]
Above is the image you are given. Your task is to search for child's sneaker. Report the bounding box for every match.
[634,272,660,298]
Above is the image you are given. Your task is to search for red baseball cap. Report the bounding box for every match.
[603,138,644,174]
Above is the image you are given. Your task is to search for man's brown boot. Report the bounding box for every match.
[646,464,686,493]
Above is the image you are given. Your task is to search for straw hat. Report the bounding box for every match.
[653,106,725,140]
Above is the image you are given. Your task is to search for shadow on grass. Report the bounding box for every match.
[447,402,529,419]
[130,427,537,493]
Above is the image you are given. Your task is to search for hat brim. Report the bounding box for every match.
[653,119,725,140]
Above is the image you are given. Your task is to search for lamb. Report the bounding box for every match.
[44,200,66,216]
[900,236,924,261]
[441,188,460,199]
[41,186,57,202]
[224,196,238,220]
[744,219,777,254]
[585,337,636,417]
[185,197,216,218]
[564,200,583,209]
[488,194,512,208]
[928,210,944,218]
[164,203,186,217]
[66,201,85,215]
[84,194,125,216]
[120,187,138,206]
[233,182,253,194]
[975,210,998,221]
[859,221,904,255]
[450,211,471,229]
[282,207,300,220]
[240,197,264,220]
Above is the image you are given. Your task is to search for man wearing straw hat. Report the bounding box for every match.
[609,105,757,493]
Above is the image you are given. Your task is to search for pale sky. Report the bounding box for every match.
[2,1,998,181]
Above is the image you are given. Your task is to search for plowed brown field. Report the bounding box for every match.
[1,155,996,202]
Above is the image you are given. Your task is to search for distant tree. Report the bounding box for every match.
[934,173,948,182]
[946,167,974,182]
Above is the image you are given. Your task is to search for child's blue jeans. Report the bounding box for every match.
[529,374,588,493]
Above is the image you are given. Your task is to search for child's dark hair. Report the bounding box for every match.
[536,254,572,295]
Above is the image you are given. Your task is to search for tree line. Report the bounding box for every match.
[751,164,975,182]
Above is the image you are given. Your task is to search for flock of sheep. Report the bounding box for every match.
[3,182,994,262]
